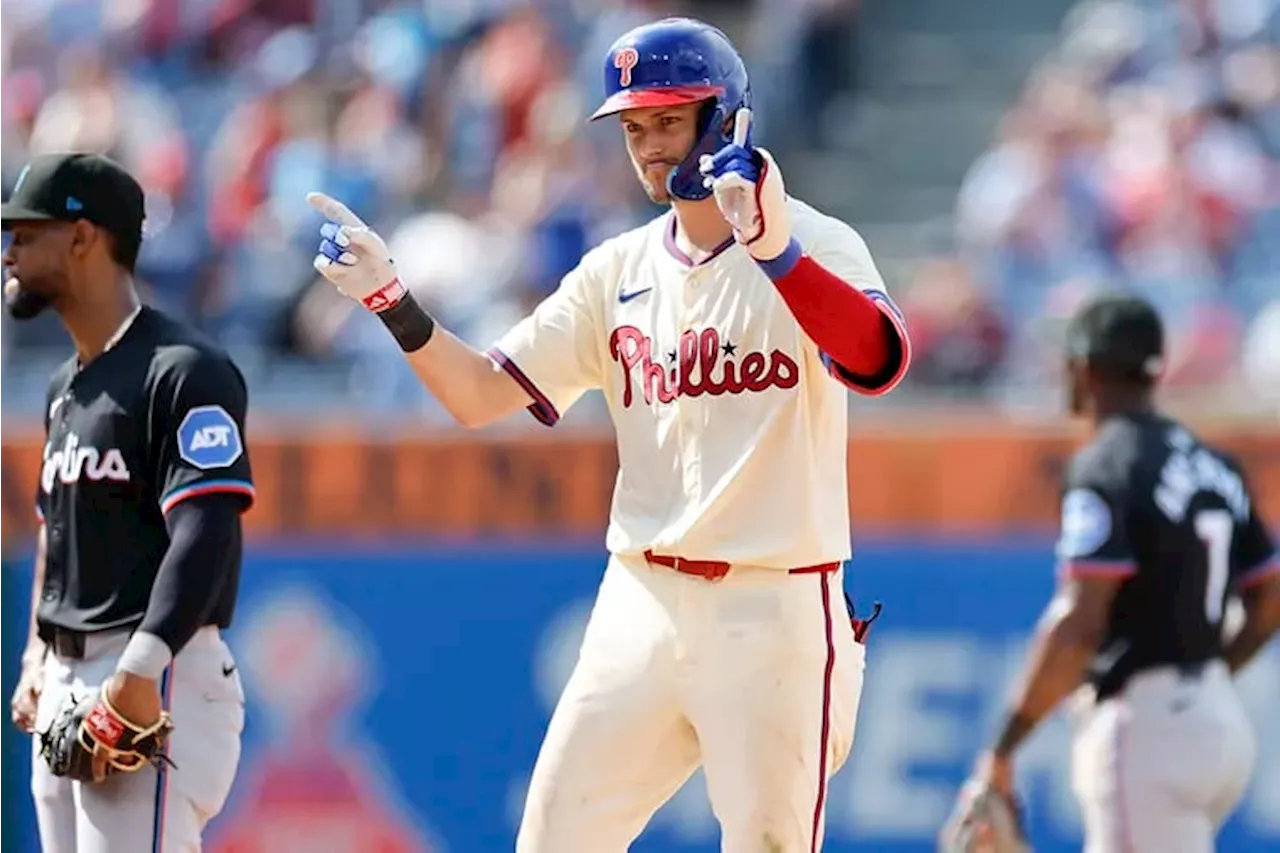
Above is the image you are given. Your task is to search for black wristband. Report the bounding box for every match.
[377,293,436,352]
[993,711,1036,757]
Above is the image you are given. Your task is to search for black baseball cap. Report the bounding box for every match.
[1,153,145,245]
[1065,293,1165,382]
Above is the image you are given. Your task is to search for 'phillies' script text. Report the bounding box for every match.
[609,325,799,407]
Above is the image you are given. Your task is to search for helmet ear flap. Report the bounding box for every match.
[667,100,730,201]
[698,99,743,148]
[696,100,718,139]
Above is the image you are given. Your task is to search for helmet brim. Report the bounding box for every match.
[590,85,725,120]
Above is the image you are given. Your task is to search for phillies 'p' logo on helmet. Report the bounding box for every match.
[614,47,640,87]
[590,17,752,203]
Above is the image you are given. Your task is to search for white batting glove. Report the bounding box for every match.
[306,191,408,312]
[698,108,793,263]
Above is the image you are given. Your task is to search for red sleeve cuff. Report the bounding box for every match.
[159,481,256,515]
[824,289,912,396]
[1238,554,1280,589]
[1058,559,1137,580]
[486,347,560,427]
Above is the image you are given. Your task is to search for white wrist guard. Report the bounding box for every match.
[116,631,173,679]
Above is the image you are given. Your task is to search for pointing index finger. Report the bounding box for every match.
[732,107,751,147]
[306,192,366,228]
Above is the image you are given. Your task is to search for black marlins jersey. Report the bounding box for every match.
[1054,412,1277,698]
[35,306,255,634]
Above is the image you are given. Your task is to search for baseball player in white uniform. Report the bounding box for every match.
[306,17,911,852]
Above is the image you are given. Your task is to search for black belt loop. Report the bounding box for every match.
[1178,660,1208,680]
[51,629,86,660]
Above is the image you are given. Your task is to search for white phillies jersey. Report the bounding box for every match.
[489,198,910,569]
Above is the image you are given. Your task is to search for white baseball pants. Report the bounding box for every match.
[516,552,867,852]
[1071,660,1256,853]
[31,626,245,853]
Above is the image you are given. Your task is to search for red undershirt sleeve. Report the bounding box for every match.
[756,236,911,395]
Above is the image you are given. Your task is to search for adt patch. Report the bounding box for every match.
[1056,488,1113,559]
[177,405,243,470]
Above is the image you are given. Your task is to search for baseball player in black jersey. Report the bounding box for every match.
[4,153,255,853]
[940,294,1280,853]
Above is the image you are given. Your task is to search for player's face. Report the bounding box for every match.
[1066,355,1090,416]
[1,221,76,320]
[620,103,702,203]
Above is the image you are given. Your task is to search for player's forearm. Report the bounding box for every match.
[757,245,895,376]
[363,283,533,428]
[24,525,48,663]
[1225,578,1280,674]
[404,327,534,429]
[118,495,240,677]
[1225,622,1276,674]
[993,603,1099,756]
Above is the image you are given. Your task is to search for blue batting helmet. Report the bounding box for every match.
[590,17,751,201]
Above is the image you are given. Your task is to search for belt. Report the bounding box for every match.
[1096,659,1211,700]
[1176,660,1208,678]
[643,549,840,582]
[44,624,224,661]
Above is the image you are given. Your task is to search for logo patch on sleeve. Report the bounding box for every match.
[1056,488,1112,560]
[177,405,244,470]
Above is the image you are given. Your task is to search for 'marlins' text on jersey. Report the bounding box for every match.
[41,433,131,491]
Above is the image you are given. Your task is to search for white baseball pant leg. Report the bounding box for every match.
[516,554,702,851]
[516,556,866,853]
[685,564,865,853]
[1071,661,1256,853]
[31,627,246,853]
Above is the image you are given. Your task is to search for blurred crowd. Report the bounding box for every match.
[908,0,1280,412]
[0,0,864,415]
[1,0,1276,418]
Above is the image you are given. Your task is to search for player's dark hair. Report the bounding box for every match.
[1066,294,1164,388]
[106,230,140,274]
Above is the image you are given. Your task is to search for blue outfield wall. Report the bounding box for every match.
[2,538,1278,852]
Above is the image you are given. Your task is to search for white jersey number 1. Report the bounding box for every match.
[1195,509,1234,626]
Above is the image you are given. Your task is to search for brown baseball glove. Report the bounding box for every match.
[937,779,1033,853]
[38,688,175,783]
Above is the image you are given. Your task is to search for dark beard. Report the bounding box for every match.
[5,284,51,320]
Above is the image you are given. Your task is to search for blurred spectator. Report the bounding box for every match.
[898,257,1008,393]
[1,0,1275,420]
[1240,297,1280,414]
[2,69,46,189]
[746,0,865,152]
[954,0,1280,410]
